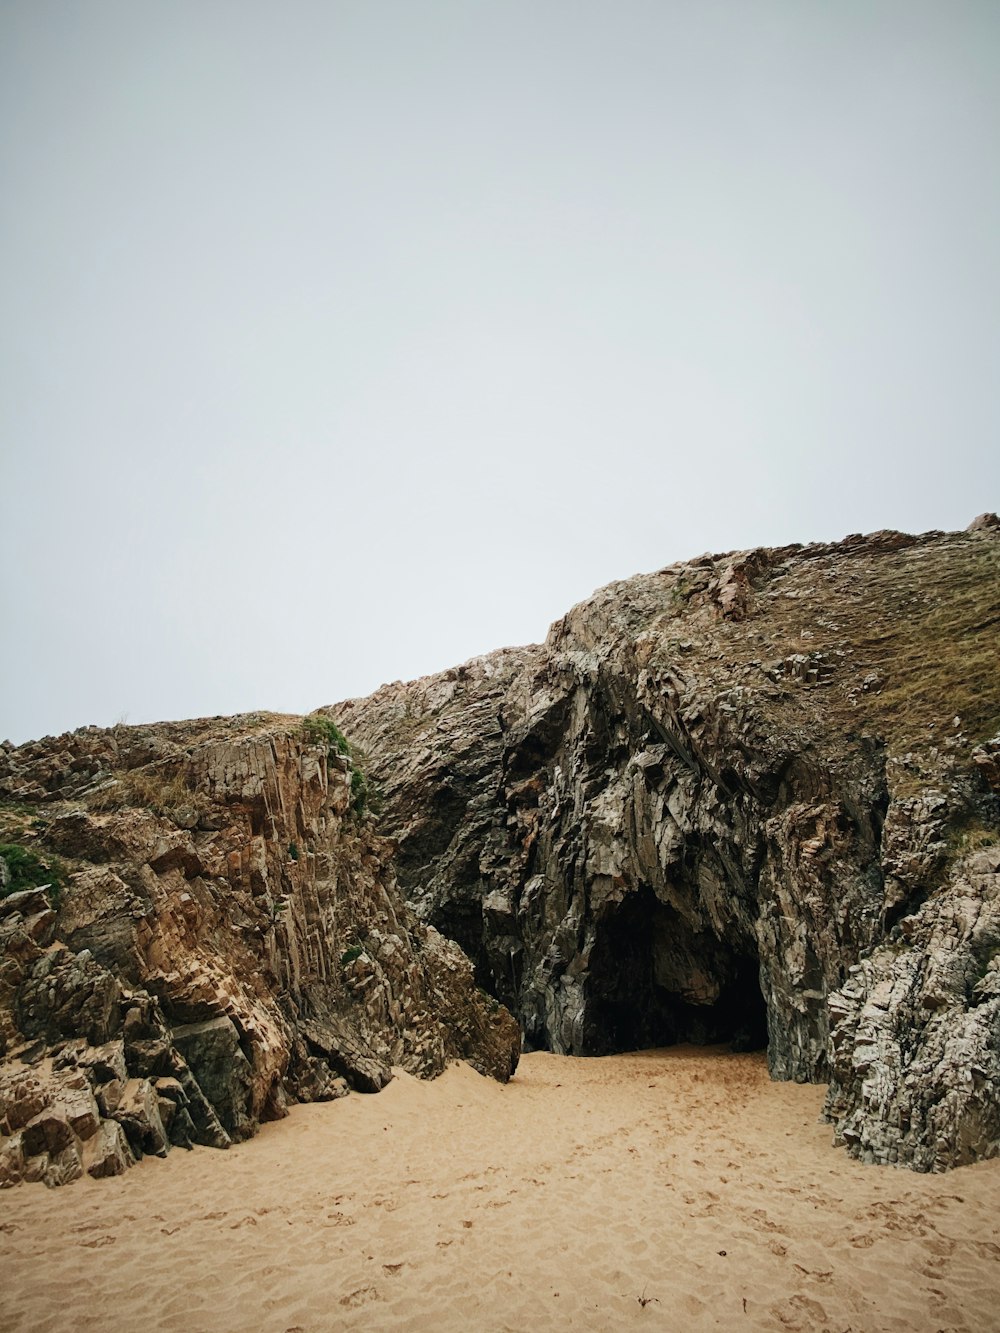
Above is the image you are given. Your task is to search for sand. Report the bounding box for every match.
[1,1048,998,1332]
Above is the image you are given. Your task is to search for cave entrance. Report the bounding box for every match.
[582,885,769,1057]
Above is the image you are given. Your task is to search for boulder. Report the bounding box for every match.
[86,1119,133,1179]
[171,1017,255,1141]
[112,1079,169,1159]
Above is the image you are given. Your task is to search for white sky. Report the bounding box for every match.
[2,1,998,744]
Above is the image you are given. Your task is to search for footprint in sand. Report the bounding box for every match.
[339,1285,381,1307]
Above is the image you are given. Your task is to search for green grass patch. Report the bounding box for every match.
[0,842,65,905]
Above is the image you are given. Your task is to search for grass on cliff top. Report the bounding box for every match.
[865,543,1000,750]
[699,532,1000,759]
[85,766,209,820]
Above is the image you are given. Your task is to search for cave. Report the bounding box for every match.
[581,885,768,1057]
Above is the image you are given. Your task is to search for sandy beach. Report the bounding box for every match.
[2,1048,998,1332]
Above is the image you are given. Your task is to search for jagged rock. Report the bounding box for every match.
[298,998,392,1094]
[76,1039,127,1086]
[334,521,1000,1169]
[96,1079,124,1117]
[972,736,1000,794]
[21,1106,75,1157]
[3,520,996,1177]
[0,711,519,1185]
[825,847,1000,1169]
[40,1144,85,1188]
[62,1084,101,1141]
[86,1119,133,1179]
[0,1069,51,1134]
[112,1078,169,1159]
[167,1058,231,1149]
[171,1017,255,1139]
[0,1130,25,1187]
[15,948,122,1047]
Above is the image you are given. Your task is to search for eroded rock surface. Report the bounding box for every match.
[332,522,1000,1170]
[0,717,519,1186]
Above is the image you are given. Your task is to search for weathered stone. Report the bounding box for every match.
[167,1060,230,1149]
[42,1143,84,1188]
[77,1040,127,1085]
[86,1119,133,1179]
[0,888,52,920]
[95,1078,124,1117]
[299,1009,392,1094]
[15,948,122,1046]
[0,1131,25,1187]
[2,519,995,1182]
[333,521,1000,1168]
[2,709,519,1194]
[0,1070,51,1133]
[171,1017,255,1140]
[112,1079,169,1159]
[21,1106,75,1157]
[63,1086,101,1141]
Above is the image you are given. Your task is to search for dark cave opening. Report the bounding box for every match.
[581,885,769,1057]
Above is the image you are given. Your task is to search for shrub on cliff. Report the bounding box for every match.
[0,842,64,904]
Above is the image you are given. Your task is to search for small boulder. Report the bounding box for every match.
[86,1119,133,1179]
[112,1079,169,1159]
[21,1106,75,1158]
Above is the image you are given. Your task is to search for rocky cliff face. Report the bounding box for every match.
[332,519,1000,1171]
[0,716,519,1188]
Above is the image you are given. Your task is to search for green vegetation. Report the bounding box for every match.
[0,842,65,905]
[301,714,351,760]
[302,715,380,822]
[288,842,299,861]
[340,944,366,966]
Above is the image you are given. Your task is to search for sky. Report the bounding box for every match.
[2,1,998,744]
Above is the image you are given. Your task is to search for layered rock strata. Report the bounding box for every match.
[332,520,1000,1170]
[0,718,519,1187]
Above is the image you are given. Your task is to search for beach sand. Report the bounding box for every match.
[2,1047,998,1331]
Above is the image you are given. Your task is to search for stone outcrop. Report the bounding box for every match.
[0,716,519,1186]
[2,519,997,1178]
[331,521,1000,1171]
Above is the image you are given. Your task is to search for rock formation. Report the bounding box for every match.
[0,716,519,1187]
[331,519,1000,1171]
[2,518,997,1182]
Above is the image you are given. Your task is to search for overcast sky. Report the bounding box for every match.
[2,1,998,744]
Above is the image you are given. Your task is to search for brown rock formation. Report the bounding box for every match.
[0,716,519,1187]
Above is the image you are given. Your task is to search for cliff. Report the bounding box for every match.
[2,517,997,1185]
[0,715,519,1187]
[331,517,1000,1171]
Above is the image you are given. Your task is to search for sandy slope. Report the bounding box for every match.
[1,1048,998,1332]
